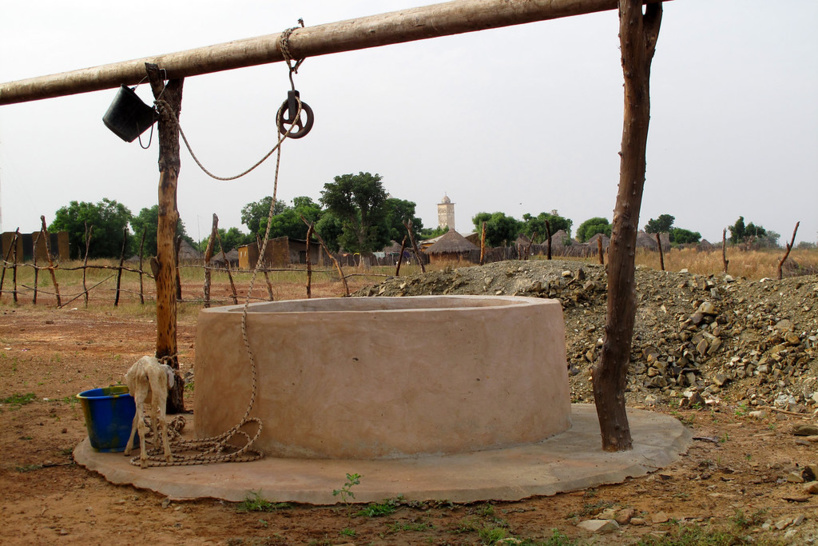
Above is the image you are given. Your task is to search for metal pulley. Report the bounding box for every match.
[276,89,314,139]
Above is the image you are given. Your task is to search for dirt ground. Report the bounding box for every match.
[1,266,817,545]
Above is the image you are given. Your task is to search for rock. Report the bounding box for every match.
[651,512,670,524]
[577,519,619,534]
[630,517,646,526]
[616,508,636,525]
[749,410,767,419]
[792,424,818,436]
[712,373,730,387]
[786,472,805,484]
[698,301,718,315]
[598,508,618,520]
[804,482,818,494]
[775,319,794,332]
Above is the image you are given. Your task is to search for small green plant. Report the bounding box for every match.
[734,402,748,417]
[332,472,361,506]
[339,528,356,537]
[388,520,432,533]
[357,497,399,518]
[1,392,36,406]
[536,529,579,546]
[184,380,195,392]
[236,490,290,512]
[478,525,508,544]
[719,432,729,444]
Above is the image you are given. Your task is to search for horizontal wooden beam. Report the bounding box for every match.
[0,0,666,105]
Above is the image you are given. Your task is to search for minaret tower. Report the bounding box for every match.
[437,194,455,231]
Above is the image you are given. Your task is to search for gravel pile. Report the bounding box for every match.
[355,260,818,412]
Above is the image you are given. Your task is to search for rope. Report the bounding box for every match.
[131,70,300,468]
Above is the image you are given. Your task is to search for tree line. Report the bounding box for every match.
[45,172,790,260]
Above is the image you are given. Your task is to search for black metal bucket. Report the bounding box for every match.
[102,85,157,142]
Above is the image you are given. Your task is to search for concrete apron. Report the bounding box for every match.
[73,405,692,504]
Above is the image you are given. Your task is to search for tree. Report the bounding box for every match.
[320,172,390,253]
[314,212,345,252]
[644,214,674,234]
[217,227,252,252]
[729,216,771,246]
[419,225,449,240]
[472,212,523,247]
[131,205,194,256]
[241,196,288,237]
[383,198,423,243]
[521,212,573,242]
[264,197,323,241]
[50,198,132,259]
[668,227,701,245]
[576,217,612,243]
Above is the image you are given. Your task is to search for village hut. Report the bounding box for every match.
[177,239,203,263]
[424,229,479,264]
[586,233,610,250]
[210,248,239,269]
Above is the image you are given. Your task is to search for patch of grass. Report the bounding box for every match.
[1,392,36,406]
[339,528,356,537]
[478,525,509,544]
[357,498,399,518]
[388,520,433,533]
[518,529,579,546]
[236,491,290,513]
[637,525,751,545]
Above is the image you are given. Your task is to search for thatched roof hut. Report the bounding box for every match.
[424,230,478,263]
[178,239,203,262]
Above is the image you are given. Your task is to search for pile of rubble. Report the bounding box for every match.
[355,260,818,412]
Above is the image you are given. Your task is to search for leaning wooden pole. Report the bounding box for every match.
[592,0,662,452]
[202,214,218,308]
[777,221,800,281]
[0,0,667,105]
[146,63,185,414]
[40,216,61,307]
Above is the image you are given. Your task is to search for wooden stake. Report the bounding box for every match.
[146,62,184,414]
[656,232,665,271]
[597,237,604,265]
[480,221,487,265]
[39,216,61,307]
[202,214,218,308]
[545,220,552,260]
[395,235,407,276]
[403,220,425,273]
[722,228,729,274]
[114,227,128,307]
[303,216,349,296]
[83,223,93,308]
[304,227,313,299]
[593,0,662,452]
[214,229,238,305]
[32,230,40,304]
[0,229,15,299]
[777,221,800,280]
[11,229,19,304]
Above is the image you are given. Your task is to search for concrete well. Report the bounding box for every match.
[194,295,570,459]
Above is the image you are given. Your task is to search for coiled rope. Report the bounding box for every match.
[128,79,304,468]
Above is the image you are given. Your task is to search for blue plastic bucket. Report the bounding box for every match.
[77,386,136,452]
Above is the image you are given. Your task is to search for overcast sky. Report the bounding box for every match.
[1,0,816,246]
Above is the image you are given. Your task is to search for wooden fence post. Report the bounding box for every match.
[479,221,487,265]
[11,229,19,304]
[32,230,40,304]
[83,223,93,307]
[214,229,238,305]
[545,220,552,260]
[256,235,275,301]
[114,227,128,307]
[656,232,665,271]
[777,221,800,280]
[304,227,313,299]
[137,230,145,304]
[303,216,349,296]
[404,220,425,273]
[722,228,729,274]
[395,235,407,276]
[40,216,61,307]
[202,214,218,308]
[0,229,16,299]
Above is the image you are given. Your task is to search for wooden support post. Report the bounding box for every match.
[592,0,662,452]
[395,235,407,276]
[656,232,665,271]
[83,223,93,308]
[722,228,729,274]
[777,221,800,280]
[146,62,185,414]
[0,0,669,105]
[114,227,128,307]
[597,237,604,265]
[202,214,218,308]
[39,216,61,307]
[303,228,313,299]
